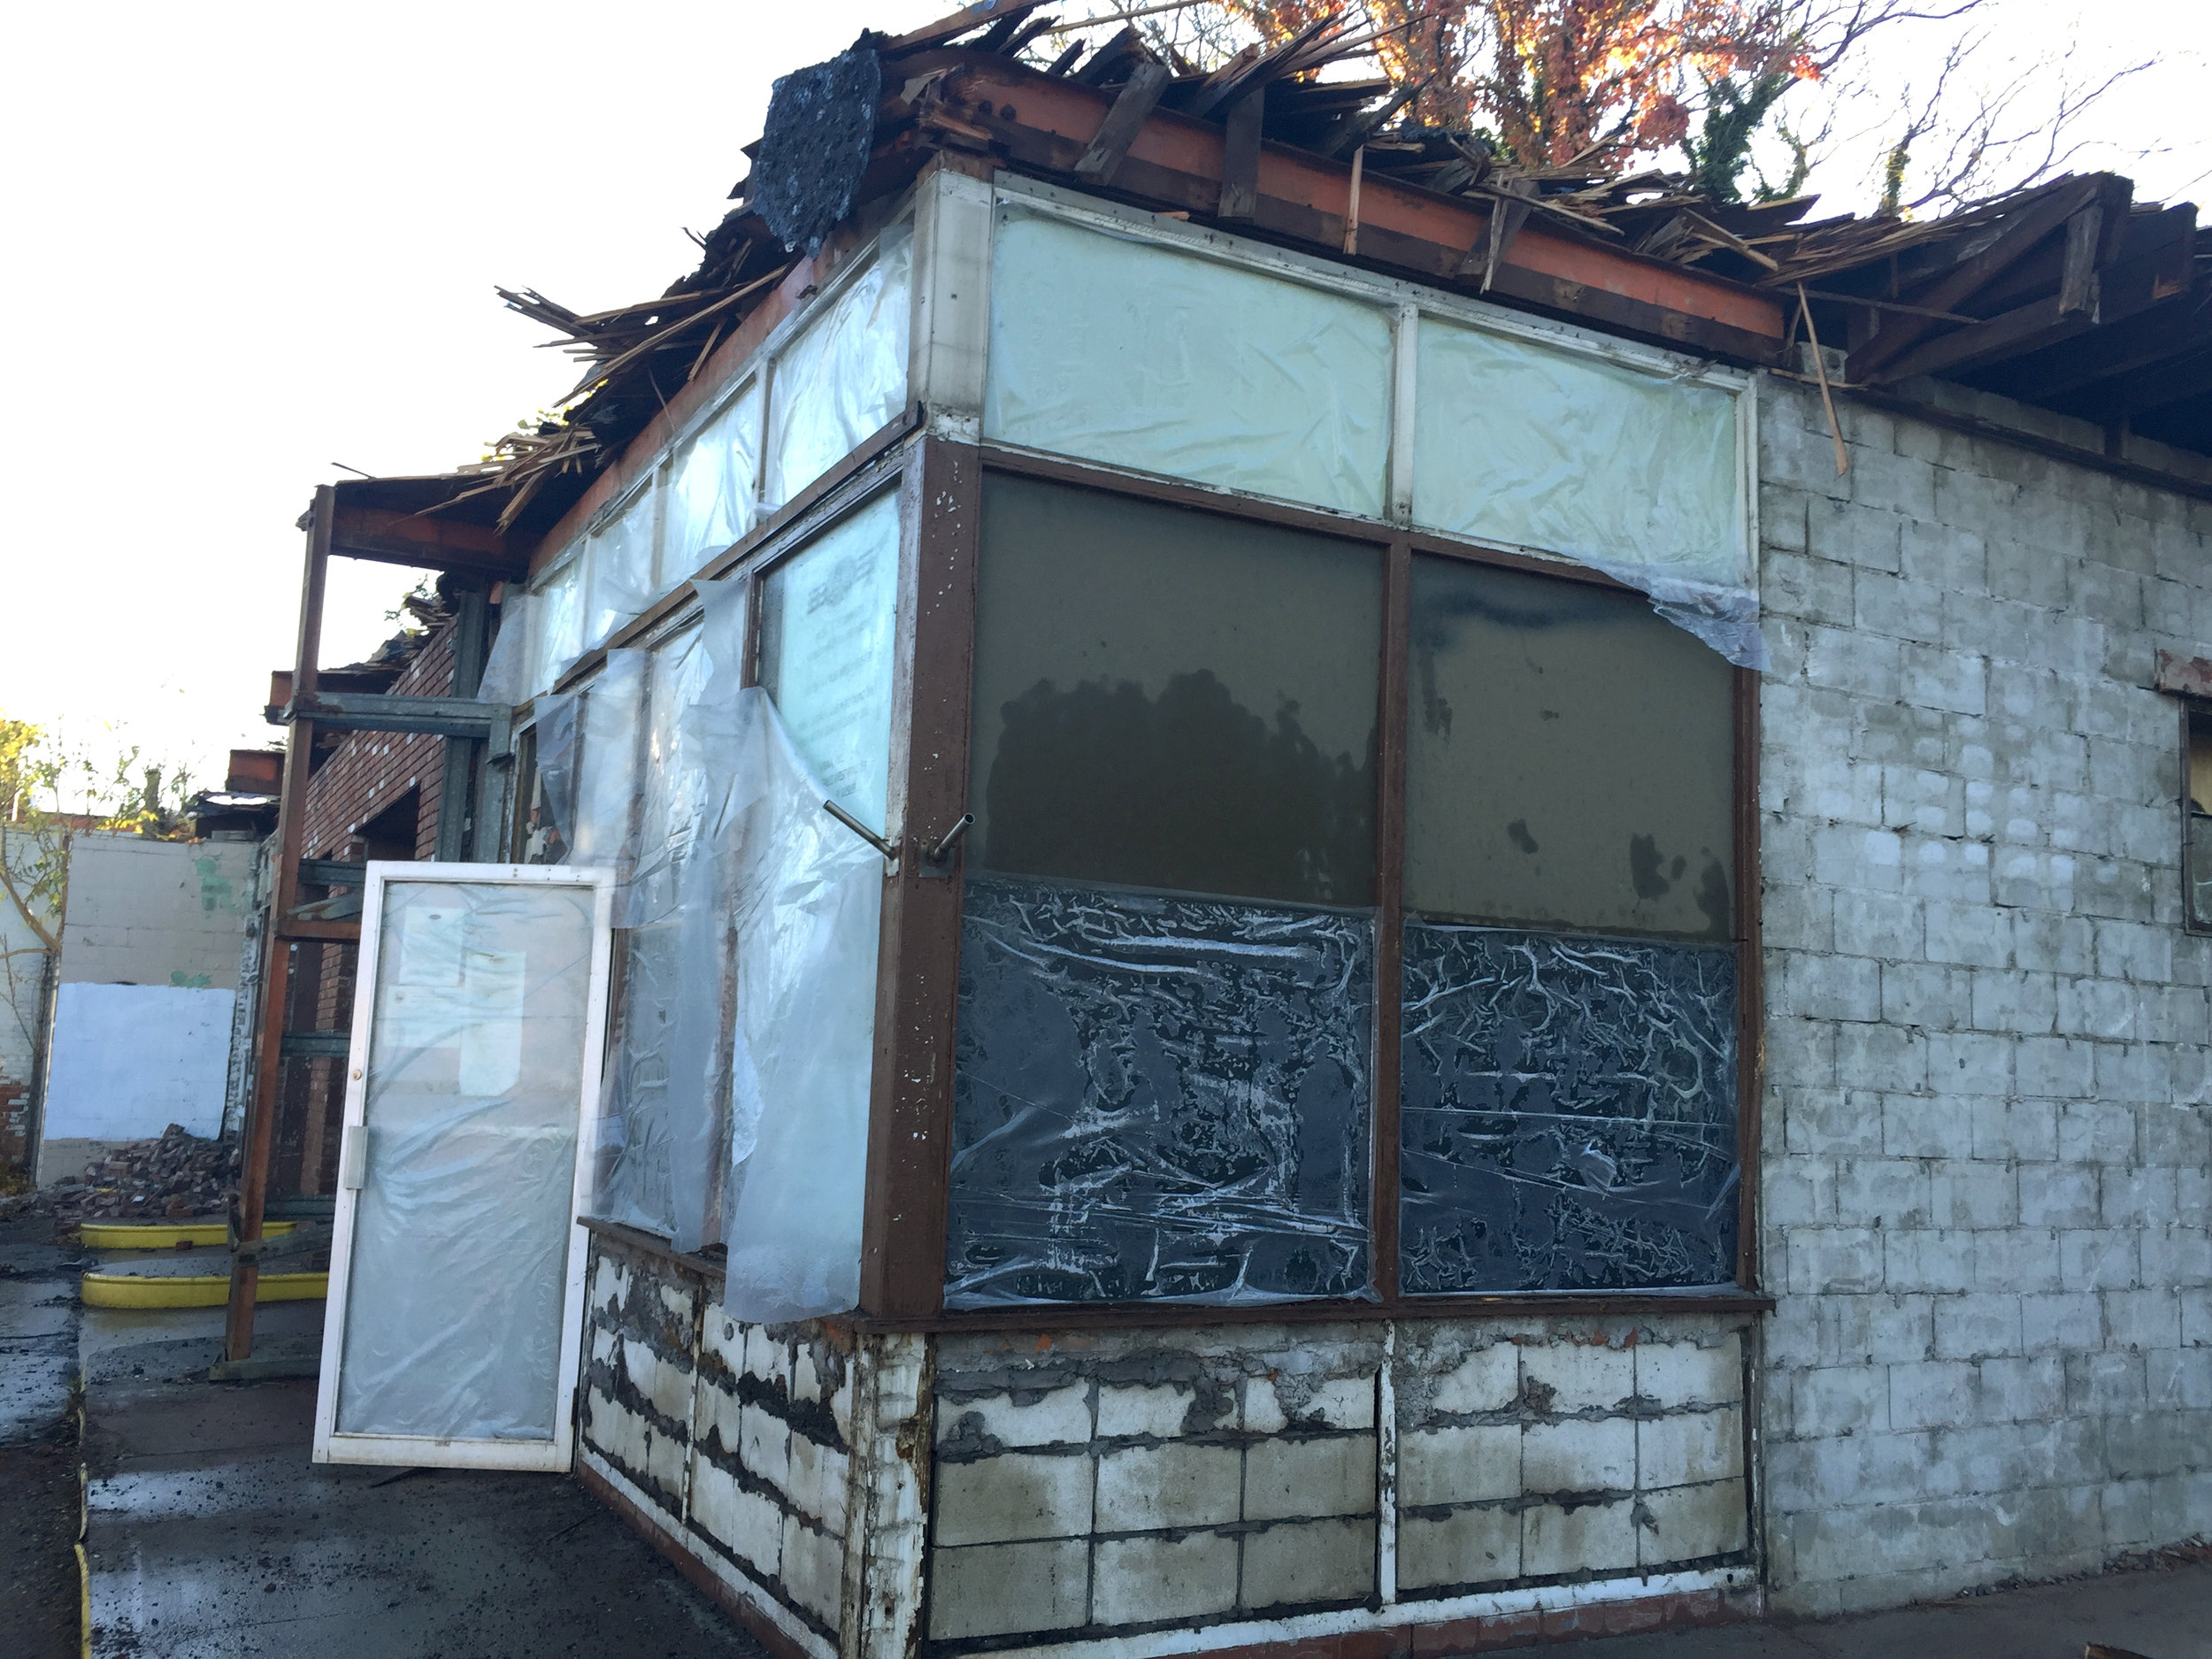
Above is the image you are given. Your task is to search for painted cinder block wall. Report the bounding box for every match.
[1755,373,2212,1613]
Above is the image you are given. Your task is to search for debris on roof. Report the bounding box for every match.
[443,2,2206,538]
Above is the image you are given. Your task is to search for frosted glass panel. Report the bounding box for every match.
[582,488,657,650]
[757,490,901,835]
[530,557,584,695]
[664,379,762,581]
[764,225,911,509]
[1413,319,1743,587]
[987,207,1392,518]
[338,879,596,1440]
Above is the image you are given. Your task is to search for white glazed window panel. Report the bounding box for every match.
[663,379,764,583]
[764,225,912,511]
[984,205,1393,519]
[1412,317,1745,588]
[756,490,901,837]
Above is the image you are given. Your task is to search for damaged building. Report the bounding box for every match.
[224,4,2212,1652]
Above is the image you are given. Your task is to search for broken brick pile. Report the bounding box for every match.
[64,1125,238,1223]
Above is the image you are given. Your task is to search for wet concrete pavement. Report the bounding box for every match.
[52,1237,2212,1658]
[78,1271,767,1658]
[1481,1563,2212,1659]
[0,1224,83,1444]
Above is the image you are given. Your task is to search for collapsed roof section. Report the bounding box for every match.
[442,1,2206,544]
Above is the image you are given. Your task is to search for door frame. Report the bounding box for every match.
[312,860,616,1471]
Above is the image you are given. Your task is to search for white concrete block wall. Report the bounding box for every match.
[1394,1323,1750,1600]
[576,1239,858,1653]
[929,1326,1385,1643]
[926,1319,1751,1648]
[1757,377,2212,1614]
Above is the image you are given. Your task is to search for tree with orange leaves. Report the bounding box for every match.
[1218,1,1974,199]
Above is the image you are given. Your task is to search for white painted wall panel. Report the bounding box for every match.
[41,982,234,1141]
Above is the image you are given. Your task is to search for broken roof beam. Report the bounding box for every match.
[326,503,526,581]
[925,55,1786,361]
[1847,175,2125,381]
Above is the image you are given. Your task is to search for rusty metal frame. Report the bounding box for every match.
[223,494,516,1363]
[846,438,1770,1331]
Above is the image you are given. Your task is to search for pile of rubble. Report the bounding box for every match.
[55,1125,239,1225]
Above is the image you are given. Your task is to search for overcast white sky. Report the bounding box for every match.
[0,1,2199,800]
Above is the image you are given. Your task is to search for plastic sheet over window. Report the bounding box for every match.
[531,693,580,865]
[566,651,647,872]
[757,490,900,835]
[530,557,585,696]
[476,591,530,706]
[664,378,763,580]
[1399,922,1739,1294]
[583,488,658,651]
[947,875,1373,1307]
[335,879,597,1441]
[595,626,712,1243]
[764,223,910,510]
[986,206,1392,518]
[711,686,881,1317]
[1412,319,1766,669]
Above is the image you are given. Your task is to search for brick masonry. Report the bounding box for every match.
[1757,375,2212,1613]
[300,626,456,863]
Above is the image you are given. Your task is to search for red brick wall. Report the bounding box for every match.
[301,626,455,861]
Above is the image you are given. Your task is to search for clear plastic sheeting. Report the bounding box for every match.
[595,623,715,1244]
[530,556,585,696]
[335,879,597,1440]
[475,591,531,706]
[1411,317,1765,668]
[583,488,658,651]
[1399,922,1739,1294]
[947,875,1373,1307]
[764,222,911,510]
[757,490,900,834]
[711,686,881,1318]
[567,651,647,872]
[1584,555,1771,673]
[986,206,1392,518]
[532,692,581,864]
[664,378,764,580]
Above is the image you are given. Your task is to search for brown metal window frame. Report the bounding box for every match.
[853,433,1769,1332]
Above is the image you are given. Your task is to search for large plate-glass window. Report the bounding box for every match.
[1400,554,1740,1294]
[950,474,1382,1309]
[969,475,1379,903]
[757,489,901,836]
